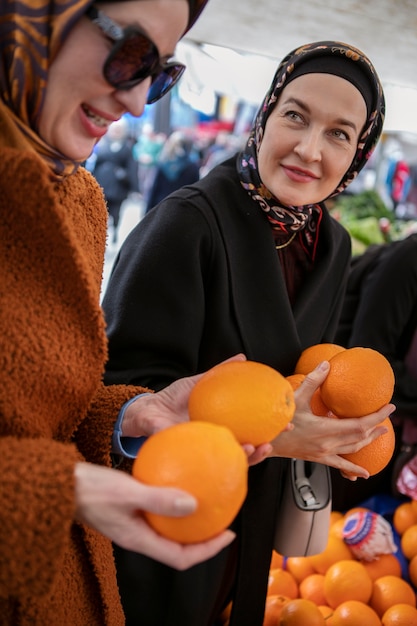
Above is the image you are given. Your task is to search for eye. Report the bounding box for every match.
[284,109,305,124]
[330,129,350,142]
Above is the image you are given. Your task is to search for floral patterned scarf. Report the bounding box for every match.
[238,41,385,249]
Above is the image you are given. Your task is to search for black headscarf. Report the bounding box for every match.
[237,41,385,239]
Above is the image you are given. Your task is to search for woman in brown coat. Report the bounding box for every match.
[0,1,238,624]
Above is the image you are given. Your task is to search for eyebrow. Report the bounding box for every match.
[281,96,360,133]
[118,17,176,60]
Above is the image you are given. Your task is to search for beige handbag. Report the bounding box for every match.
[273,459,332,557]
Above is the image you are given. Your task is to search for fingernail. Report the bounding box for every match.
[317,360,330,371]
[174,496,197,514]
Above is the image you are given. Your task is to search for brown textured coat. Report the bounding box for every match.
[0,147,142,625]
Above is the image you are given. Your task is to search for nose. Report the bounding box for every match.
[113,78,152,118]
[293,129,322,163]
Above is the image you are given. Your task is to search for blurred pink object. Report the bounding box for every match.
[379,217,391,234]
[397,455,417,497]
[342,510,397,561]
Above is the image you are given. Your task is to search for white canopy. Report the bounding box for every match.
[182,0,417,135]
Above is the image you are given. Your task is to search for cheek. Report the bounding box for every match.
[257,136,276,179]
[330,151,356,185]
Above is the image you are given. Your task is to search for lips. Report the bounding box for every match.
[81,104,114,128]
[282,164,319,183]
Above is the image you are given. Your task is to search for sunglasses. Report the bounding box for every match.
[86,6,186,104]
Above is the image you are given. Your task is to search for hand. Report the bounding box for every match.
[270,361,396,478]
[74,462,235,570]
[243,442,273,466]
[121,354,247,438]
[242,420,294,467]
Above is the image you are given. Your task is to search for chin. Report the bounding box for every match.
[50,127,97,161]
[63,144,97,163]
[277,192,323,207]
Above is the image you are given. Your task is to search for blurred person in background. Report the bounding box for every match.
[102,41,390,626]
[145,130,200,213]
[133,122,166,203]
[199,131,245,178]
[92,117,138,245]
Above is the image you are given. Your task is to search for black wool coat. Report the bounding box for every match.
[336,234,417,417]
[102,155,351,626]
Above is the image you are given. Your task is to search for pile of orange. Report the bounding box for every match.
[263,503,417,626]
[189,360,295,445]
[293,343,396,477]
[220,500,417,625]
[132,421,248,543]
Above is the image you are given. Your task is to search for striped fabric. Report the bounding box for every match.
[0,0,91,177]
[0,0,209,178]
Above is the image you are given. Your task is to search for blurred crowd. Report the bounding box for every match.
[86,119,246,243]
[86,119,246,218]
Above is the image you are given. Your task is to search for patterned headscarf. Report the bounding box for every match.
[238,41,385,239]
[0,0,209,178]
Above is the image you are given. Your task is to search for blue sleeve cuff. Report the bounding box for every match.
[112,393,150,459]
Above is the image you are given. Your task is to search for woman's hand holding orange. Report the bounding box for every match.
[269,361,395,478]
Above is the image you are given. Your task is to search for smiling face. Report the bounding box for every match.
[257,73,368,207]
[38,0,188,161]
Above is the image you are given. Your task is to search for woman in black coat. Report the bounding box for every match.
[102,41,389,626]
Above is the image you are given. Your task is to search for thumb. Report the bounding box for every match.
[137,483,197,517]
[297,360,330,398]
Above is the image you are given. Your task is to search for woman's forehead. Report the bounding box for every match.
[278,74,367,116]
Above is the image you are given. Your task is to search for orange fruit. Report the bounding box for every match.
[330,510,344,525]
[330,600,381,625]
[341,417,396,476]
[329,517,346,539]
[310,389,332,416]
[401,524,417,560]
[188,360,295,445]
[382,603,417,625]
[370,575,416,617]
[361,554,402,581]
[409,554,417,588]
[263,594,290,626]
[323,559,373,609]
[267,568,298,599]
[310,535,353,575]
[132,421,248,543]
[299,573,327,605]
[295,343,346,375]
[286,373,306,390]
[410,500,417,517]
[320,347,395,418]
[279,598,326,625]
[285,556,316,583]
[270,550,285,570]
[393,501,417,535]
[318,605,333,620]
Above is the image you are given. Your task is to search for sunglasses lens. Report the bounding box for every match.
[104,30,158,88]
[146,64,186,104]
[102,27,185,99]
